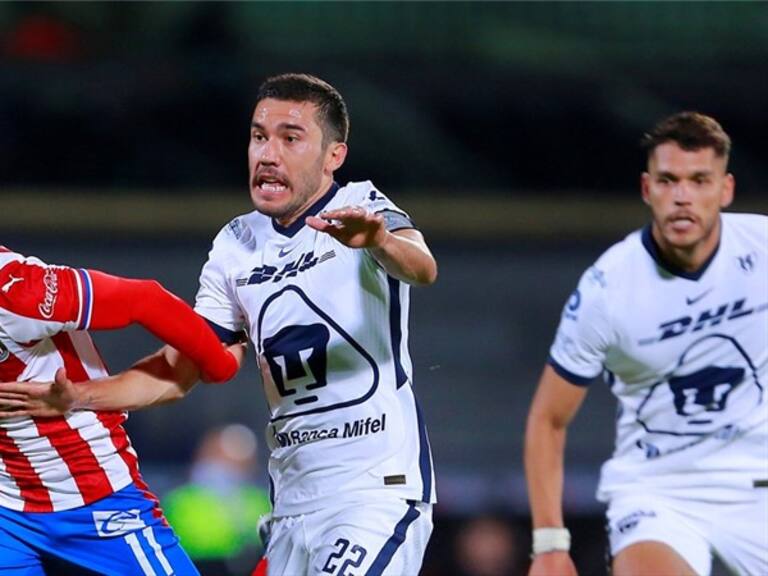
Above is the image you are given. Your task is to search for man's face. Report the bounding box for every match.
[248,98,346,226]
[642,142,734,254]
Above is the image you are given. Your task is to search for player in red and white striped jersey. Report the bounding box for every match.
[0,245,242,575]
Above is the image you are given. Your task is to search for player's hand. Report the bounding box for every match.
[306,206,388,249]
[529,551,578,576]
[0,368,78,418]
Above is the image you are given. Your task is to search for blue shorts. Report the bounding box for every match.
[0,482,199,576]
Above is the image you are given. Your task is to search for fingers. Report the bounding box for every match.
[305,215,334,232]
[317,206,383,225]
[0,409,31,419]
[0,383,32,395]
[318,205,367,221]
[0,397,33,418]
[55,367,70,385]
[0,391,31,402]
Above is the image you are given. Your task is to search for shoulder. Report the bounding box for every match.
[336,180,401,207]
[211,210,264,252]
[722,212,768,243]
[579,229,645,294]
[334,180,379,204]
[597,229,645,271]
[0,248,51,279]
[0,248,24,270]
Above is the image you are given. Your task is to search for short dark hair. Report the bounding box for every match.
[255,73,349,145]
[641,112,731,162]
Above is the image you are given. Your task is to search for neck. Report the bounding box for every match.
[275,176,334,228]
[651,217,721,273]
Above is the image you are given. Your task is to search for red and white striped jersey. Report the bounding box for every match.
[0,246,143,513]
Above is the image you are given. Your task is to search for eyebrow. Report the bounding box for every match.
[250,121,307,132]
[655,169,713,179]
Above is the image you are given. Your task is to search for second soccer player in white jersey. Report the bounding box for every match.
[1,73,439,576]
[525,112,767,576]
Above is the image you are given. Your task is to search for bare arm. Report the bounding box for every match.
[525,364,589,576]
[306,206,438,286]
[0,343,246,417]
[367,228,437,286]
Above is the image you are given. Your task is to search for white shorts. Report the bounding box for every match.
[606,487,768,576]
[266,499,433,576]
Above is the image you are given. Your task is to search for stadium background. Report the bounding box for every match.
[2,2,766,574]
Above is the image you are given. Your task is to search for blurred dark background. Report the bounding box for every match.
[2,2,766,574]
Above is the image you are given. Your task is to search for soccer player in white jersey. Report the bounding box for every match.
[525,112,767,576]
[1,73,439,576]
[0,246,240,574]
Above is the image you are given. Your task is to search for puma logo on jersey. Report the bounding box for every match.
[1,275,24,293]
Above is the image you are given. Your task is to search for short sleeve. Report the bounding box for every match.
[548,265,615,386]
[194,220,248,343]
[362,186,415,232]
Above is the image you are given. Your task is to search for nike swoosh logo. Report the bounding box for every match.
[686,288,713,306]
[278,247,295,258]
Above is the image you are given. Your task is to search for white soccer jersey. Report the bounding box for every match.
[195,181,436,516]
[549,213,768,501]
[0,247,141,513]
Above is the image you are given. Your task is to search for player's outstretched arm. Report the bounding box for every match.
[86,271,239,383]
[525,364,588,576]
[0,342,246,417]
[0,259,238,383]
[306,206,437,286]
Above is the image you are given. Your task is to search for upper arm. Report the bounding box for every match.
[0,256,88,341]
[530,264,615,429]
[194,223,247,335]
[529,364,589,429]
[548,265,614,384]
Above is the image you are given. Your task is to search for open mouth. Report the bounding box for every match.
[668,214,697,232]
[254,172,290,195]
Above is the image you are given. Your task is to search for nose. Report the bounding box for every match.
[672,181,692,204]
[258,138,280,165]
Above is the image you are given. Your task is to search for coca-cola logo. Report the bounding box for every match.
[38,268,59,319]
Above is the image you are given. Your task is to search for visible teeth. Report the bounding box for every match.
[262,183,286,192]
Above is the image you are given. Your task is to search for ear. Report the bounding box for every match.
[720,173,735,209]
[641,172,651,205]
[324,142,348,174]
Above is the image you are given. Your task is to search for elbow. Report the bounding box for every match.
[424,260,438,285]
[412,259,438,287]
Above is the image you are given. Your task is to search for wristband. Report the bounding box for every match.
[532,527,571,555]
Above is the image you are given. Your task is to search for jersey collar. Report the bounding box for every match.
[641,222,721,281]
[271,181,340,238]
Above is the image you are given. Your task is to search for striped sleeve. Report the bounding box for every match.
[71,268,94,330]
